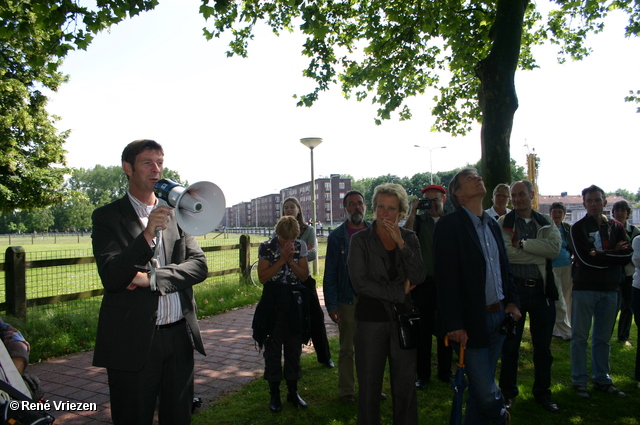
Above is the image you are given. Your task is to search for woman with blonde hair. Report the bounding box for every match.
[348,183,425,425]
[252,216,310,412]
[282,197,334,368]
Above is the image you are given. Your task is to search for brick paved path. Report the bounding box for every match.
[28,292,338,424]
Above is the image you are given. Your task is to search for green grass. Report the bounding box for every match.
[193,325,640,425]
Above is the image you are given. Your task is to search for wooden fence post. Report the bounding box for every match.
[5,246,27,320]
[239,235,251,278]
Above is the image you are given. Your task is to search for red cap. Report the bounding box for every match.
[421,184,446,194]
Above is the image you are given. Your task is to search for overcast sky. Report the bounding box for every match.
[47,0,640,207]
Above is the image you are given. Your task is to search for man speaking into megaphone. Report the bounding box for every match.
[91,139,208,425]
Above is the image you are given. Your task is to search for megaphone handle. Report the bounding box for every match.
[149,227,161,292]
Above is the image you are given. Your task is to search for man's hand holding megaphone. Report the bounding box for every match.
[125,206,173,291]
[143,206,172,244]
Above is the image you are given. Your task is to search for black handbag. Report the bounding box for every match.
[394,306,421,350]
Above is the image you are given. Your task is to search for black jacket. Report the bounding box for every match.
[434,208,519,349]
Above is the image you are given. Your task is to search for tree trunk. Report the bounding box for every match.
[477,0,529,208]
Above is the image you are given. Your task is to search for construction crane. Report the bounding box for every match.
[525,145,540,211]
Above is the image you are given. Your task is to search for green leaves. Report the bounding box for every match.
[199,0,638,130]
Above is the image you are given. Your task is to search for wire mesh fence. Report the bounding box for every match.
[1,234,275,321]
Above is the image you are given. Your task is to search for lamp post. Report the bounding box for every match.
[301,137,323,275]
[329,173,340,229]
[414,145,447,185]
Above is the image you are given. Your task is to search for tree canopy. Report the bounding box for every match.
[0,0,158,212]
[2,0,638,211]
[201,0,639,205]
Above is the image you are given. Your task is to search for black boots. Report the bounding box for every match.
[286,380,308,408]
[269,382,282,413]
[269,380,308,411]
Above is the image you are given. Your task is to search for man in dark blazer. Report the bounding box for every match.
[434,168,520,425]
[92,139,207,425]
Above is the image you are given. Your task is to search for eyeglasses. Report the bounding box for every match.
[494,194,510,199]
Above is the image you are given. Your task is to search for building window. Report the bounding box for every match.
[339,182,345,189]
[325,182,330,190]
[339,192,345,199]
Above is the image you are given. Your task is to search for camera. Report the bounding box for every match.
[416,198,432,210]
[499,312,517,339]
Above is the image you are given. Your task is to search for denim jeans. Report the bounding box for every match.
[570,290,618,386]
[453,308,507,425]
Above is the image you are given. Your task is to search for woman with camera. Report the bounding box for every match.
[252,216,310,412]
[348,183,425,425]
[282,197,334,368]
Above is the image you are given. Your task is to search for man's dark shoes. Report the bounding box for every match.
[323,359,336,368]
[593,382,627,398]
[437,372,452,383]
[503,395,515,410]
[415,378,428,390]
[536,397,560,413]
[573,384,591,399]
[340,394,356,404]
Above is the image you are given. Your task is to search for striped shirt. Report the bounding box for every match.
[128,192,183,326]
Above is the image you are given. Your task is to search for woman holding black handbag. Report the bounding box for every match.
[282,197,334,368]
[348,183,425,425]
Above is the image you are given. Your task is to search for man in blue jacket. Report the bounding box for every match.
[323,190,369,404]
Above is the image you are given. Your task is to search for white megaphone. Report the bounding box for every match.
[154,178,226,236]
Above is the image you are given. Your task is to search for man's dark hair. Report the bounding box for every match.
[581,184,605,201]
[550,201,566,213]
[612,200,631,214]
[343,190,364,207]
[121,139,164,166]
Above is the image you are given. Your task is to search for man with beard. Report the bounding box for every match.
[323,190,370,403]
[403,184,453,388]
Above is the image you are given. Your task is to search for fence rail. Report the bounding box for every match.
[1,235,264,321]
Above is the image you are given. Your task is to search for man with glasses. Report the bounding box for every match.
[404,185,453,389]
[323,190,370,404]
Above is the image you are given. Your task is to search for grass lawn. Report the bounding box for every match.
[193,326,640,425]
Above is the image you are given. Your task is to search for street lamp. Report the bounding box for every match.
[301,137,323,275]
[329,173,340,229]
[414,145,447,185]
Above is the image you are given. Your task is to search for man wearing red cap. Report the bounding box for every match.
[404,184,453,388]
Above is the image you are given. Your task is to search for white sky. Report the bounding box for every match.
[47,0,640,207]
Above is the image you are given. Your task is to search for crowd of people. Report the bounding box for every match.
[255,169,637,425]
[84,139,638,425]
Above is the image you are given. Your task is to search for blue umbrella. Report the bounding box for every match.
[447,337,467,425]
